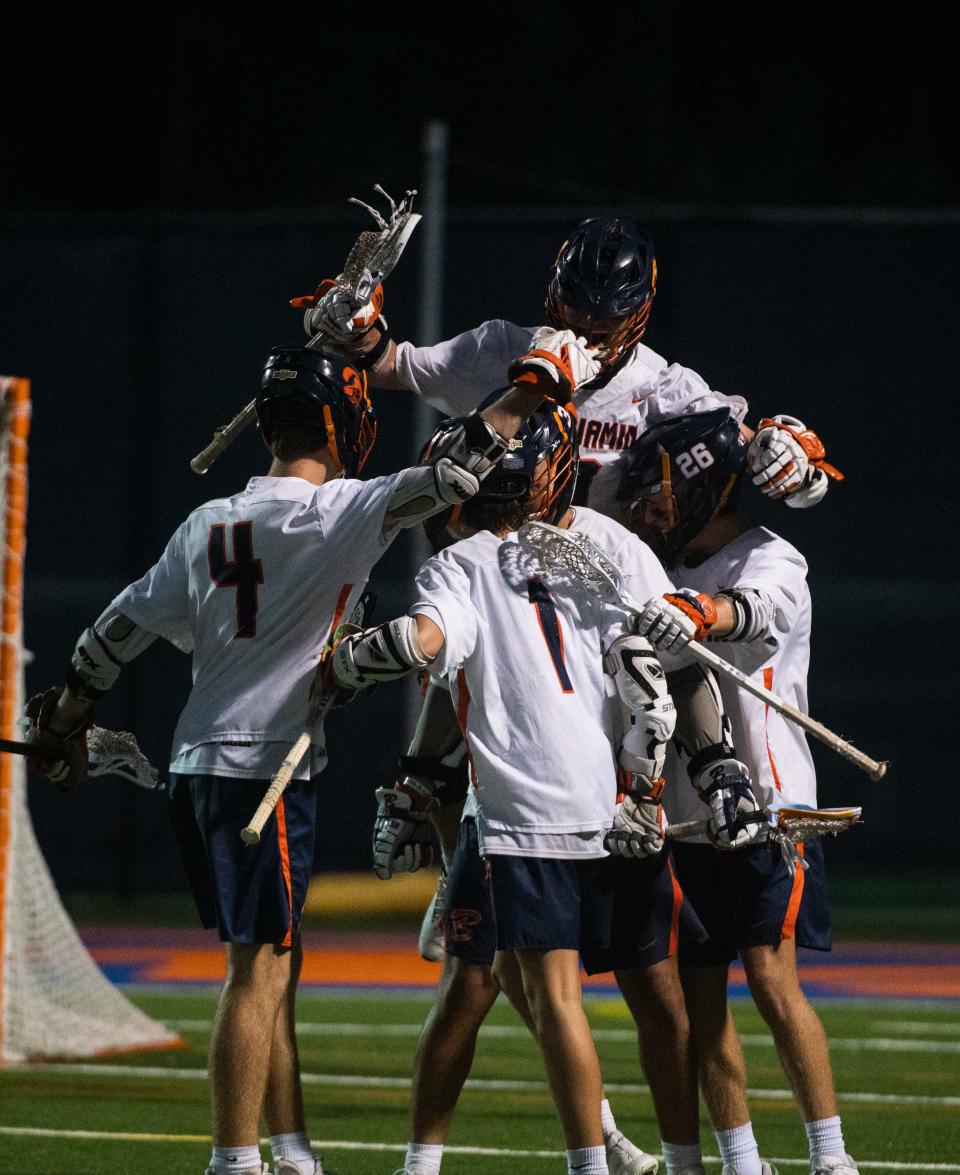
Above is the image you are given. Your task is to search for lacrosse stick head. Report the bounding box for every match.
[767,806,862,875]
[87,726,162,790]
[340,187,421,301]
[517,521,628,606]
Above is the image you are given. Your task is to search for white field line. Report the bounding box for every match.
[164,1018,960,1054]
[874,1020,960,1035]
[11,1062,960,1108]
[0,1127,958,1170]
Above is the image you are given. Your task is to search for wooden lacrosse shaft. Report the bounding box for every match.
[190,399,257,475]
[612,581,888,781]
[240,693,335,845]
[682,638,888,780]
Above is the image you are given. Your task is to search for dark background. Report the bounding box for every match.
[1,7,957,896]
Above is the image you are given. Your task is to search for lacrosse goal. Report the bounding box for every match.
[0,376,179,1062]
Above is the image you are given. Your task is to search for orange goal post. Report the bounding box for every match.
[0,376,179,1062]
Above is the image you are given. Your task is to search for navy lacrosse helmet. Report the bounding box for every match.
[616,408,748,566]
[256,346,376,477]
[422,395,579,551]
[545,218,657,365]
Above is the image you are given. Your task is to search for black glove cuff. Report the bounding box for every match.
[351,320,392,370]
[399,753,466,789]
[686,742,737,783]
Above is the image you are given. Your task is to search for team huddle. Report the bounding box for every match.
[26,217,857,1175]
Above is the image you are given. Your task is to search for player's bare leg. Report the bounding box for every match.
[511,947,605,1156]
[260,942,321,1173]
[208,942,295,1166]
[742,939,854,1170]
[617,957,700,1144]
[494,952,659,1173]
[680,963,766,1175]
[408,954,500,1144]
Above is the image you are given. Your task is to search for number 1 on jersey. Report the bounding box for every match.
[208,521,264,638]
[527,578,574,693]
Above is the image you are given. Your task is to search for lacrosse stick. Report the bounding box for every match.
[517,521,889,781]
[666,805,862,874]
[9,724,162,789]
[190,186,421,475]
[241,591,375,845]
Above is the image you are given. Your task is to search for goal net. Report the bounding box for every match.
[0,376,180,1062]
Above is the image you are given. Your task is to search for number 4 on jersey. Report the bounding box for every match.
[208,521,264,638]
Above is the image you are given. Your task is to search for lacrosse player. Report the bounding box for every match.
[617,407,858,1175]
[23,341,570,1175]
[324,389,721,1175]
[297,213,842,966]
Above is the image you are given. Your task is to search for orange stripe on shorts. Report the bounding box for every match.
[667,854,684,957]
[275,796,294,948]
[781,842,806,940]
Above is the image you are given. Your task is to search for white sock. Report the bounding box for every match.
[269,1131,316,1170]
[567,1145,608,1174]
[405,1141,444,1174]
[805,1115,846,1159]
[662,1139,704,1172]
[209,1145,262,1173]
[715,1122,763,1175]
[600,1097,618,1135]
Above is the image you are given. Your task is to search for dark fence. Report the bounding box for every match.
[3,206,957,891]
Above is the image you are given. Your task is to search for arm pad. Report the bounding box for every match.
[714,587,777,643]
[66,605,158,701]
[383,460,480,536]
[331,615,433,690]
[603,633,676,788]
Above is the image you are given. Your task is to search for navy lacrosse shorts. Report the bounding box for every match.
[670,837,832,966]
[169,773,319,946]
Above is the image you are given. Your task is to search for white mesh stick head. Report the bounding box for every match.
[87,726,162,790]
[340,187,421,299]
[517,521,629,607]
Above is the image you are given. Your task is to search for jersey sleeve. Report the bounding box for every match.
[612,530,675,601]
[394,320,535,416]
[646,363,748,426]
[409,550,478,678]
[111,524,194,653]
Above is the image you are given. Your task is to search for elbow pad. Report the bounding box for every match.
[714,588,776,643]
[66,606,157,701]
[384,461,480,534]
[603,634,676,787]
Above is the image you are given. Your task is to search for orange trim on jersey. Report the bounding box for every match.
[667,854,684,957]
[762,667,783,792]
[0,377,31,1061]
[781,842,806,940]
[454,668,479,789]
[327,583,353,642]
[275,796,295,948]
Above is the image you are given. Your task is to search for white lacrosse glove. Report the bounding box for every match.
[747,415,843,507]
[605,789,666,858]
[293,278,384,344]
[633,590,718,653]
[506,327,601,400]
[372,778,438,879]
[695,757,767,850]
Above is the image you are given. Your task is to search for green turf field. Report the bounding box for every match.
[1,989,958,1174]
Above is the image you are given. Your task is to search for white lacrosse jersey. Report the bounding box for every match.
[661,526,816,828]
[395,319,747,513]
[410,507,673,858]
[113,473,402,780]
